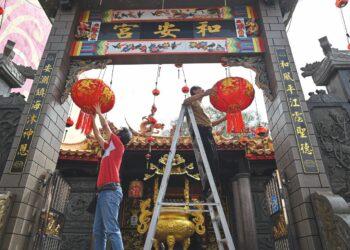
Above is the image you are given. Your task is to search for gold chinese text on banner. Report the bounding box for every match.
[11,53,57,173]
[276,49,319,173]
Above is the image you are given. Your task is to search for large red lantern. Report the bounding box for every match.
[210,77,255,133]
[336,0,348,8]
[71,79,115,135]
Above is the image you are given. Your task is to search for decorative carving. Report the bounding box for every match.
[122,230,144,250]
[272,214,288,239]
[14,64,36,79]
[144,153,200,181]
[311,192,350,250]
[0,93,25,175]
[137,198,152,234]
[61,59,111,103]
[221,56,273,100]
[300,61,322,78]
[312,107,350,200]
[66,193,93,220]
[61,234,91,250]
[139,113,165,135]
[0,192,14,242]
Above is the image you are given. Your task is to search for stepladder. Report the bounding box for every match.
[143,105,236,250]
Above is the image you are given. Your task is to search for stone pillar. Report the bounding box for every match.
[1,5,79,249]
[234,173,258,250]
[258,0,331,249]
[231,178,246,250]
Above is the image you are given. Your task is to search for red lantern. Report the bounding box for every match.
[0,7,4,15]
[151,105,157,114]
[336,0,348,7]
[210,77,255,133]
[128,180,144,199]
[182,86,189,93]
[146,137,155,142]
[175,63,183,68]
[145,153,151,160]
[239,136,248,144]
[152,88,160,96]
[66,117,74,127]
[348,43,350,50]
[254,126,269,137]
[71,79,115,135]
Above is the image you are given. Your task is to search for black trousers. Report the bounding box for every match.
[191,125,220,190]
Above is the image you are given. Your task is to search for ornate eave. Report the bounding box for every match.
[301,37,350,86]
[0,56,25,89]
[279,0,298,25]
[40,0,298,24]
[59,134,275,160]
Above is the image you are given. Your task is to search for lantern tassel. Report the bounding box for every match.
[226,112,245,133]
[75,110,85,130]
[84,114,93,135]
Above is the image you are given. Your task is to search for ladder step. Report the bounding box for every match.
[161,208,210,213]
[159,202,219,207]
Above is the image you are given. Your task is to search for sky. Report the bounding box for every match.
[0,0,51,96]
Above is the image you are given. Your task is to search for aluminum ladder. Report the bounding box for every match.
[143,105,236,250]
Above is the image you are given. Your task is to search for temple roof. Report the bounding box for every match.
[59,133,275,161]
[40,0,298,25]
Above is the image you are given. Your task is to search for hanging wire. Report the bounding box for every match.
[227,66,232,77]
[224,0,227,7]
[101,66,108,81]
[249,70,260,126]
[161,0,165,9]
[0,0,8,29]
[153,65,162,105]
[225,67,229,78]
[110,65,115,87]
[340,8,350,44]
[181,66,189,97]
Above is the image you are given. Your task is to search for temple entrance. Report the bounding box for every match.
[1,1,335,249]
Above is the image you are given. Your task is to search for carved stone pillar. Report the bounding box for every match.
[233,173,258,250]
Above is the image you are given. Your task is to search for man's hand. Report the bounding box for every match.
[94,103,102,115]
[204,88,213,96]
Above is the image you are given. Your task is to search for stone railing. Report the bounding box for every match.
[311,192,350,250]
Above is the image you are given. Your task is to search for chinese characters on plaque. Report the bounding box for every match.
[11,53,56,172]
[276,49,319,173]
[71,6,264,56]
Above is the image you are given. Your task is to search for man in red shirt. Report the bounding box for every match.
[92,104,132,250]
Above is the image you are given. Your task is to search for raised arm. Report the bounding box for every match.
[212,116,226,127]
[94,104,112,143]
[92,115,106,148]
[183,89,213,105]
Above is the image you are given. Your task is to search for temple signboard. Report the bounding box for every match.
[276,49,319,173]
[70,6,264,57]
[11,53,56,173]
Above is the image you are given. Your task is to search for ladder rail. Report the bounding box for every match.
[143,106,186,250]
[186,106,236,250]
[143,105,236,250]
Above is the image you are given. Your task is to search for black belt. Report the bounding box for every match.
[97,182,121,192]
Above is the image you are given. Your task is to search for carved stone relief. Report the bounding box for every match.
[221,56,273,100]
[0,93,26,175]
[61,59,111,103]
[311,192,350,250]
[61,234,91,250]
[311,106,350,201]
